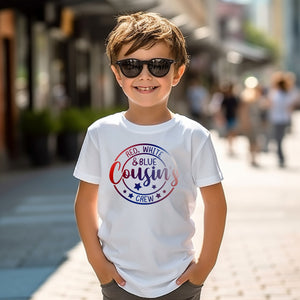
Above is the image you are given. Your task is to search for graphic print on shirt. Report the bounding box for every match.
[109,143,179,205]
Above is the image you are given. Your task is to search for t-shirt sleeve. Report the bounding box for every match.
[73,127,101,184]
[192,134,223,187]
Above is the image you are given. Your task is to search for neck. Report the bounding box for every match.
[125,106,174,125]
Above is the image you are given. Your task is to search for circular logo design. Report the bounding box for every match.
[109,143,178,205]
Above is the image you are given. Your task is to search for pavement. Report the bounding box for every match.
[1,111,300,300]
[0,163,80,300]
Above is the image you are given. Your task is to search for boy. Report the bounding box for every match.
[74,12,227,300]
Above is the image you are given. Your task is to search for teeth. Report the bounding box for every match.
[137,87,155,91]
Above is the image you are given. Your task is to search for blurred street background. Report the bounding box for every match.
[0,0,300,299]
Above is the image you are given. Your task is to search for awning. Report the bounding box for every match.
[223,39,271,64]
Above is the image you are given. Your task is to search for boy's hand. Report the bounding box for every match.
[94,258,126,287]
[176,261,207,286]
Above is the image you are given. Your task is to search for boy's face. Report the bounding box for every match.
[111,41,185,110]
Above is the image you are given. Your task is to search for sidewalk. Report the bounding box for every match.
[2,112,300,300]
[0,163,80,300]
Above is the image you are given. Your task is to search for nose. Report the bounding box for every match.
[138,64,152,79]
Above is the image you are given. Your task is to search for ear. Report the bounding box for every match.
[111,65,123,87]
[172,64,186,87]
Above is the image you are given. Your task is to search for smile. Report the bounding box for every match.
[135,86,157,91]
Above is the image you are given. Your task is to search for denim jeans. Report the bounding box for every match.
[273,123,288,165]
[101,280,203,300]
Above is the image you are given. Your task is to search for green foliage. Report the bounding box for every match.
[20,109,59,136]
[243,22,280,61]
[58,108,86,133]
[81,105,127,128]
[81,108,103,128]
[20,105,127,135]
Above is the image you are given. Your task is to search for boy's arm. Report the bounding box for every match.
[177,182,227,286]
[74,180,125,286]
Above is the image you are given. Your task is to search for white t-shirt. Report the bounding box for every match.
[269,89,294,124]
[73,112,223,297]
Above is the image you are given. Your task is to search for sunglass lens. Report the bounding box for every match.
[119,60,141,78]
[149,59,172,77]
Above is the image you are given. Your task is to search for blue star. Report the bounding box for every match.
[129,193,134,199]
[156,193,161,199]
[134,183,142,191]
[152,185,156,189]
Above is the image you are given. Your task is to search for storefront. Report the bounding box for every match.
[0,10,17,166]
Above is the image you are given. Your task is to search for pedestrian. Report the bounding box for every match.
[208,85,225,136]
[239,78,262,167]
[257,85,271,152]
[268,72,295,167]
[73,12,227,300]
[220,82,240,156]
[285,71,300,110]
[186,76,209,126]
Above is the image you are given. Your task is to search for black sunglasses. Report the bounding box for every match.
[116,58,175,78]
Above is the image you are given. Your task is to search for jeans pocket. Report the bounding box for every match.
[100,279,115,288]
[186,281,204,289]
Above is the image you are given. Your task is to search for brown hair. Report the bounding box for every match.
[105,12,189,69]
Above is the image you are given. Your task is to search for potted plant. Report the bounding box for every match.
[20,109,59,166]
[82,105,128,126]
[57,105,128,161]
[57,108,87,161]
